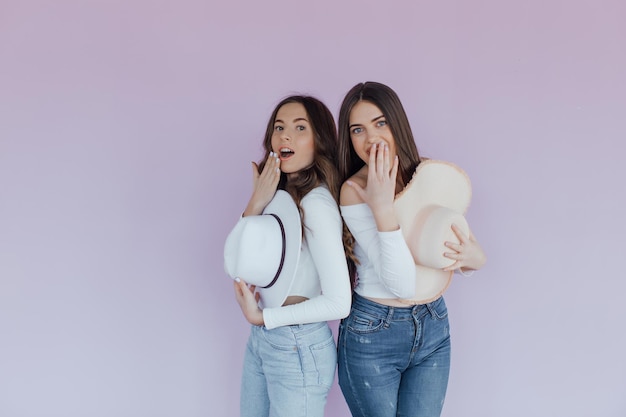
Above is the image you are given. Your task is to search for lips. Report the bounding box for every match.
[279,147,294,160]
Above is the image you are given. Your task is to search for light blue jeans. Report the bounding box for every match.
[338,292,451,417]
[240,321,336,417]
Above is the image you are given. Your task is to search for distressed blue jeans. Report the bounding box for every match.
[337,292,451,417]
[240,321,336,417]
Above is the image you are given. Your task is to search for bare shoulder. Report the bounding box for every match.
[340,168,368,206]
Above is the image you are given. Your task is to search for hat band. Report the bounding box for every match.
[260,213,286,289]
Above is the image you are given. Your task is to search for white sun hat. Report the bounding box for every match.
[224,190,302,309]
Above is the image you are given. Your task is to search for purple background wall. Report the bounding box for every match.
[1,1,625,416]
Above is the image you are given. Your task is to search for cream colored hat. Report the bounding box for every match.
[224,190,302,309]
[393,160,472,304]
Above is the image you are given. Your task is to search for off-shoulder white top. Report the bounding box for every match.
[340,203,417,299]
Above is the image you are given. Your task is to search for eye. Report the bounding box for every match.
[351,127,363,135]
[296,125,306,131]
[274,125,284,132]
[376,120,387,127]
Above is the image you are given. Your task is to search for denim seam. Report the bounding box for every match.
[309,336,335,388]
[339,328,368,417]
[409,314,423,365]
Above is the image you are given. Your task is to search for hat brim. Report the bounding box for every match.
[412,266,453,303]
[394,160,472,304]
[256,190,302,309]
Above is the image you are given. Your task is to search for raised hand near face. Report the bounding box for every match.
[365,142,399,212]
[243,152,281,217]
[346,143,400,232]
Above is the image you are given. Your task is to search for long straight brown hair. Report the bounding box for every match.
[337,82,422,286]
[337,81,422,186]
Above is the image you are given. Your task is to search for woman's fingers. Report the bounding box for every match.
[260,152,281,180]
[390,155,399,182]
[234,278,247,293]
[443,249,464,271]
[376,143,386,178]
[346,180,367,202]
[444,241,462,252]
[443,230,464,271]
[384,144,391,173]
[247,153,281,215]
[441,226,486,272]
[251,162,260,181]
[233,281,242,297]
[443,262,459,272]
[367,143,378,177]
[368,143,393,181]
[234,280,255,305]
[376,143,391,179]
[450,223,469,244]
[233,280,247,303]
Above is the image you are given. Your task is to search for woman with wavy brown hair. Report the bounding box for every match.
[224,95,351,417]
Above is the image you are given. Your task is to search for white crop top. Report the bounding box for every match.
[340,203,417,299]
[262,187,351,329]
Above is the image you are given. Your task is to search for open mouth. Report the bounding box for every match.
[279,147,294,160]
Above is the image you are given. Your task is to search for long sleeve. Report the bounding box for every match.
[263,188,351,330]
[341,203,416,299]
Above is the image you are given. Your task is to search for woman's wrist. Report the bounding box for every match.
[247,308,265,326]
[373,206,399,232]
[243,199,265,217]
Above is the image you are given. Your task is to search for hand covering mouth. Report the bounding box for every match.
[365,143,384,157]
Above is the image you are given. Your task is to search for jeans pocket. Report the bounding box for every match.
[261,327,298,351]
[346,309,385,334]
[309,335,337,388]
[429,297,449,320]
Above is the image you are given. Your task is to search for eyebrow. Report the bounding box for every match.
[274,117,309,124]
[349,114,385,129]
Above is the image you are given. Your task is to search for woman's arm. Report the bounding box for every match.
[340,146,416,298]
[262,188,352,330]
[232,153,282,325]
[342,204,416,298]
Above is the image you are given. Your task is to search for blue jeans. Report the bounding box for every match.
[240,321,336,417]
[338,293,451,417]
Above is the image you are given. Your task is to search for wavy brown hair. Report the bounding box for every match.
[257,95,341,225]
[337,82,422,287]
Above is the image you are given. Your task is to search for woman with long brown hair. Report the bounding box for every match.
[224,95,351,417]
[336,82,486,417]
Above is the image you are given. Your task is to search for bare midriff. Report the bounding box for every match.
[282,296,309,306]
[365,296,423,307]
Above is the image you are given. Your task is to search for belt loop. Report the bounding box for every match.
[384,306,394,328]
[426,301,436,318]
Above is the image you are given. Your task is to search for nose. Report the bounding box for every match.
[365,131,380,144]
[280,129,291,141]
